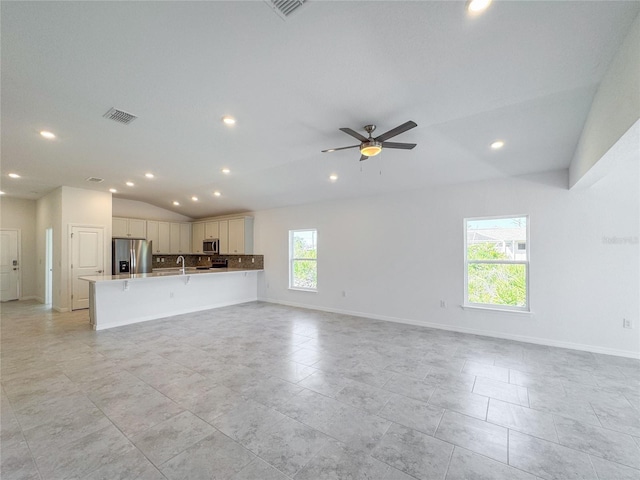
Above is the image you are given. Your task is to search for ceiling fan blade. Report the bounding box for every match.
[339,128,369,142]
[381,142,417,150]
[375,121,417,142]
[359,155,369,162]
[321,145,359,153]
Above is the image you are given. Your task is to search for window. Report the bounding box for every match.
[464,215,529,311]
[289,229,317,291]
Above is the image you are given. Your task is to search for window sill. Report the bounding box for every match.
[289,287,317,293]
[461,304,532,316]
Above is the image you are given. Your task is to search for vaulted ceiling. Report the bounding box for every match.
[2,1,638,218]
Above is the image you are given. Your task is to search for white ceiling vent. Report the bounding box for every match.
[264,0,306,19]
[85,176,104,183]
[103,107,137,125]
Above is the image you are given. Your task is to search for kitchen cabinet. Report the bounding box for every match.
[179,223,191,254]
[219,220,229,254]
[169,222,191,254]
[218,216,253,254]
[113,217,146,238]
[205,221,219,239]
[192,222,205,254]
[147,221,171,254]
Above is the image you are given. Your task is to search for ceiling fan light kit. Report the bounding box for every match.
[323,121,417,161]
[360,141,382,157]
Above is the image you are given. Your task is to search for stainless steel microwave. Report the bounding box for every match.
[203,239,219,254]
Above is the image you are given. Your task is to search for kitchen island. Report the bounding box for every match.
[81,268,262,330]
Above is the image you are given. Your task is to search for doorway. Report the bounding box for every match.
[45,227,53,305]
[0,229,20,301]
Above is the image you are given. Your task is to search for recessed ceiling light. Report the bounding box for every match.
[145,173,154,178]
[40,130,56,139]
[173,201,180,206]
[221,168,231,174]
[467,0,492,13]
[490,140,505,150]
[126,181,135,187]
[191,196,198,201]
[8,173,20,178]
[329,174,338,182]
[222,116,236,125]
[0,191,5,195]
[213,191,221,197]
[109,188,117,193]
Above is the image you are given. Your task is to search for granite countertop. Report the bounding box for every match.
[80,267,263,283]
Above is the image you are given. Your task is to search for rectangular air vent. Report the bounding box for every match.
[85,177,104,183]
[264,0,306,19]
[103,107,137,125]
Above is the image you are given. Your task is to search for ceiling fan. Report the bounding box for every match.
[322,121,417,161]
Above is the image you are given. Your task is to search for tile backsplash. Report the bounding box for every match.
[152,254,264,270]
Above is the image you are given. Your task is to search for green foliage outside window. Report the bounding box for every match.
[467,242,526,307]
[292,233,317,289]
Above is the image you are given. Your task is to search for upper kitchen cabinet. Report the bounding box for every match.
[169,222,191,254]
[192,222,205,254]
[113,217,146,238]
[147,220,171,254]
[219,216,254,254]
[205,221,219,240]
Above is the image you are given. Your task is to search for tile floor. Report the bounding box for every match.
[1,300,639,480]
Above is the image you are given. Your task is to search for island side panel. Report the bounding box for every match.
[91,271,259,330]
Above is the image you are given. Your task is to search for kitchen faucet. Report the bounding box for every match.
[177,256,185,274]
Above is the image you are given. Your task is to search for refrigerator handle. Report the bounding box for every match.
[131,248,136,272]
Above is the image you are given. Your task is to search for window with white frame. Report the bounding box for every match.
[464,215,529,311]
[289,229,317,291]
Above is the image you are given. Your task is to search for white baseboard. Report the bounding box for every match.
[19,295,37,301]
[258,297,640,360]
[53,306,69,313]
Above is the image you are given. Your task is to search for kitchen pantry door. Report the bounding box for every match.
[0,229,20,301]
[71,226,104,310]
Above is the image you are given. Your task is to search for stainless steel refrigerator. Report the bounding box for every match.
[112,238,153,275]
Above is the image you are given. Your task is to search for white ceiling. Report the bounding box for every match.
[2,1,638,218]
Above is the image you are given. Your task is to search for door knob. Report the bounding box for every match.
[96,270,103,273]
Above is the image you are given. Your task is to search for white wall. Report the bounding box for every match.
[113,198,193,222]
[60,187,112,311]
[569,12,640,187]
[36,188,62,307]
[0,197,37,299]
[254,166,639,358]
[36,187,112,311]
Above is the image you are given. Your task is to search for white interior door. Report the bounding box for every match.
[71,226,104,310]
[0,229,20,301]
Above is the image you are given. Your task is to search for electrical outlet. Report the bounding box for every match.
[238,258,242,263]
[623,318,633,329]
[342,291,347,297]
[252,257,255,263]
[161,258,165,263]
[440,300,446,308]
[169,292,174,298]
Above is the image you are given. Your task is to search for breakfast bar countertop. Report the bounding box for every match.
[80,267,263,283]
